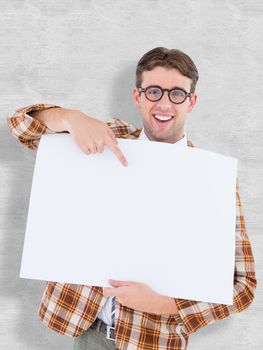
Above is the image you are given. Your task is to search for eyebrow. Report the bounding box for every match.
[145,85,187,92]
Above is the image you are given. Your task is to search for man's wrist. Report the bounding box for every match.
[58,108,81,133]
[60,108,91,133]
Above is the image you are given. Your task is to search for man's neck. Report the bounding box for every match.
[138,128,187,147]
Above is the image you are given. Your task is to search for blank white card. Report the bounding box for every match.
[20,134,238,304]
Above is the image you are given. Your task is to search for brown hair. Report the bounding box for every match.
[136,47,199,92]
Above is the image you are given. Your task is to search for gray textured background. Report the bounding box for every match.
[0,0,262,349]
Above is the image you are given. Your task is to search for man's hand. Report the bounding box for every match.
[63,110,128,166]
[103,279,178,315]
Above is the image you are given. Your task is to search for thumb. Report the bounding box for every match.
[109,279,132,287]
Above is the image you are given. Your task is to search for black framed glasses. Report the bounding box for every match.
[138,85,192,104]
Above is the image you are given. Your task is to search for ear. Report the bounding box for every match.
[133,87,141,109]
[187,92,197,113]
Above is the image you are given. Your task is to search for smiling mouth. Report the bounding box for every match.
[153,114,174,123]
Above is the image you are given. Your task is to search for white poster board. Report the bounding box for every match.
[20,134,238,304]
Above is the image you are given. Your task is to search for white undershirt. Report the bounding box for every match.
[97,128,188,326]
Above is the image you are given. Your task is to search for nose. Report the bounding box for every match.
[156,91,173,108]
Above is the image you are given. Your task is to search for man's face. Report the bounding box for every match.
[133,66,197,143]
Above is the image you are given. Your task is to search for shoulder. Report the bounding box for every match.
[106,117,142,139]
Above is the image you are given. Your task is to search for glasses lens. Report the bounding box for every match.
[145,87,162,101]
[170,89,186,103]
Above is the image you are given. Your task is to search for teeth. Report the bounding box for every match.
[154,114,173,121]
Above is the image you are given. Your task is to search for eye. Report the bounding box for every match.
[171,89,185,97]
[147,87,161,96]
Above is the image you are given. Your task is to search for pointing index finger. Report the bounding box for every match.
[106,137,128,167]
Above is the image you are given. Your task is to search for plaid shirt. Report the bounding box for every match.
[7,104,257,350]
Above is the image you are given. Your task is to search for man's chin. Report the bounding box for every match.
[149,130,173,143]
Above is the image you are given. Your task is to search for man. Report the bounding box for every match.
[7,47,256,350]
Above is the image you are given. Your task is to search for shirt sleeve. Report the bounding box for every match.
[173,179,257,335]
[106,117,142,139]
[6,103,62,150]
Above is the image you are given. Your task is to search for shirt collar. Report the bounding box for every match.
[138,128,188,148]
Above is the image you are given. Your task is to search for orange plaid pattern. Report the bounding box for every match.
[7,104,257,350]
